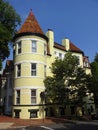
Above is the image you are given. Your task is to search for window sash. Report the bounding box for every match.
[31,63,36,76]
[16,90,20,104]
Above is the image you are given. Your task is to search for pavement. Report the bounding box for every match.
[0,115,96,129]
[0,115,56,129]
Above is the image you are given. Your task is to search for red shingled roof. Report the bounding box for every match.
[54,42,83,54]
[17,10,44,35]
[54,42,66,51]
[70,42,83,53]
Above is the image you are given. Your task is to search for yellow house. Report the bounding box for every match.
[13,10,94,119]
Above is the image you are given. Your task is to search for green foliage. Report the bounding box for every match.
[44,52,89,106]
[89,53,98,107]
[94,53,98,63]
[0,0,21,61]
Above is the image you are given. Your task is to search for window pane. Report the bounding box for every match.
[59,53,62,59]
[32,41,37,52]
[44,65,46,77]
[31,90,36,96]
[18,41,21,54]
[17,64,21,77]
[44,44,47,55]
[15,111,20,118]
[16,90,20,104]
[31,90,36,104]
[31,97,36,103]
[32,64,36,69]
[30,111,37,118]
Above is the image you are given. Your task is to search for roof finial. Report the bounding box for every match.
[29,9,34,16]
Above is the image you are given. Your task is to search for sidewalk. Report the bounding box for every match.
[0,115,64,129]
[0,115,94,129]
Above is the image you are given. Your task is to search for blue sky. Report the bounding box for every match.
[7,0,98,62]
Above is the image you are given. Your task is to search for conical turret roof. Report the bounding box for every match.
[17,10,44,35]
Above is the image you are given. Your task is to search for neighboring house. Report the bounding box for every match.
[10,10,95,119]
[0,60,13,115]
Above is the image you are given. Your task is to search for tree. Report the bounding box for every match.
[0,0,21,69]
[89,53,98,108]
[44,52,90,108]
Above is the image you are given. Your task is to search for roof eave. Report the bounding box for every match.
[13,32,48,42]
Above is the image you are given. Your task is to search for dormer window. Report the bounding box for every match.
[83,56,90,68]
[32,40,37,52]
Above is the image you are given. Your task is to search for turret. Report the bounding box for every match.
[13,10,48,119]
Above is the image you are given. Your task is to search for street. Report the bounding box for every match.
[8,120,98,130]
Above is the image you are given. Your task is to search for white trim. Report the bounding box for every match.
[15,52,46,57]
[14,86,45,90]
[21,92,30,94]
[14,60,46,65]
[15,38,46,44]
[15,76,44,79]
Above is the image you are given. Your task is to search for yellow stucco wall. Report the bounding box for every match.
[13,35,47,119]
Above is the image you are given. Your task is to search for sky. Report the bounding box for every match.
[6,0,98,63]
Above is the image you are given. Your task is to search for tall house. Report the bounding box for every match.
[13,10,92,119]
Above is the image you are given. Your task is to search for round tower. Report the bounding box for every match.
[13,10,48,119]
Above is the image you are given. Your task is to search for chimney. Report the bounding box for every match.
[46,29,54,55]
[62,38,70,51]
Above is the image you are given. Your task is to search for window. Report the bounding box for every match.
[16,90,20,104]
[31,63,36,76]
[77,57,80,65]
[28,109,38,118]
[14,109,21,118]
[18,41,21,54]
[59,53,62,59]
[17,64,21,77]
[44,43,47,55]
[54,51,57,56]
[84,61,89,67]
[76,56,80,65]
[44,65,46,77]
[31,89,36,104]
[32,40,37,52]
